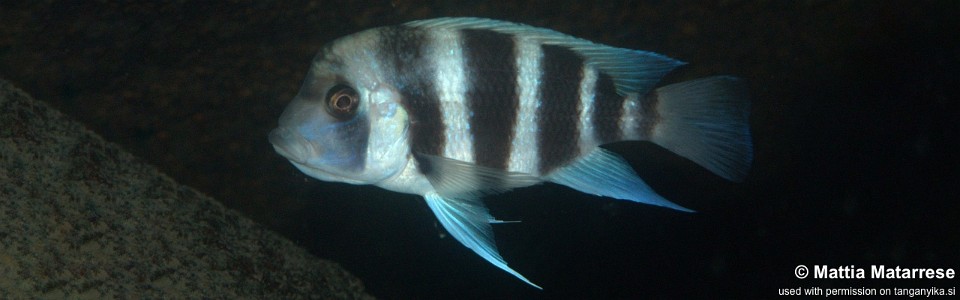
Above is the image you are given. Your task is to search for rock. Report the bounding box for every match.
[0,79,373,299]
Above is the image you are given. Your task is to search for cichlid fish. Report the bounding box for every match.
[269,17,752,289]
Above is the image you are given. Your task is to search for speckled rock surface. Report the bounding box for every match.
[0,79,373,299]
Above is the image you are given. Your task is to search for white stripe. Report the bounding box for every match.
[620,94,642,140]
[577,66,598,151]
[431,29,474,163]
[507,37,542,174]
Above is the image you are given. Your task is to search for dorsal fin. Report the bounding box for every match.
[404,17,685,96]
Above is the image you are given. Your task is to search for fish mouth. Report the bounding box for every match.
[269,127,308,164]
[268,128,290,155]
[269,127,354,178]
[269,127,354,166]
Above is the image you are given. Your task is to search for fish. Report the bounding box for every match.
[268,17,752,289]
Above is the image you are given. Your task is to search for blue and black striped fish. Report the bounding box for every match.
[269,17,752,288]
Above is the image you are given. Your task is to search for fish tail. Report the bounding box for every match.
[645,76,753,182]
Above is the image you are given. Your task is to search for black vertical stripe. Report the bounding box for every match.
[592,73,624,144]
[537,45,583,174]
[334,115,369,171]
[462,29,518,171]
[378,26,445,171]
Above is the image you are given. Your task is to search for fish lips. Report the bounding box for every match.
[269,127,365,184]
[268,127,305,163]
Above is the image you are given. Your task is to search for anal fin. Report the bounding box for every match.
[546,148,693,212]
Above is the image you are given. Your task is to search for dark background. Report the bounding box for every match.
[1,1,957,298]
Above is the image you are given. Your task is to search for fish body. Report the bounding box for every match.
[269,17,752,288]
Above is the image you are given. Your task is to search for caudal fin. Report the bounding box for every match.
[648,76,752,182]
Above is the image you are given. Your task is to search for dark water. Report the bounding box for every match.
[1,1,957,298]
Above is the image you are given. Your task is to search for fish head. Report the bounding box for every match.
[270,31,410,185]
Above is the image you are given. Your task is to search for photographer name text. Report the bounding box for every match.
[805,265,955,279]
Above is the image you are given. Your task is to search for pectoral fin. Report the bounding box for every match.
[423,192,541,289]
[415,153,542,199]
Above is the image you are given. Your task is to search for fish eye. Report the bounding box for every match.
[325,84,359,119]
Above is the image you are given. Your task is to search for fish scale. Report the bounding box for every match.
[269,17,753,289]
